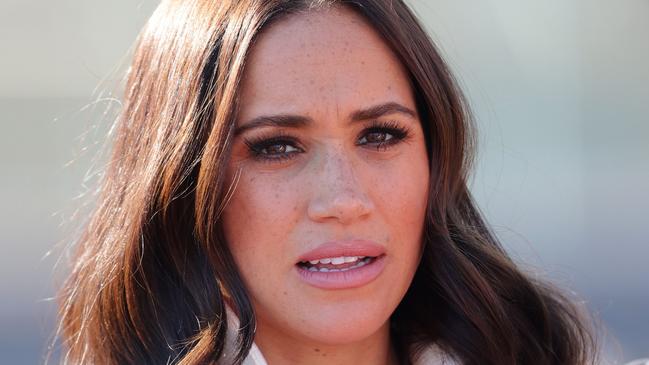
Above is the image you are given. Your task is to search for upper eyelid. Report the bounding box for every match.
[242,120,409,140]
[234,102,418,137]
[363,120,409,132]
[358,120,411,142]
[243,136,302,155]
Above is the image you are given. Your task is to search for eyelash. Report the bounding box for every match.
[243,120,412,164]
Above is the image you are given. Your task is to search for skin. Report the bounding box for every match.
[221,5,430,365]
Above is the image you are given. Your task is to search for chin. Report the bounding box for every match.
[291,300,393,345]
[299,320,388,345]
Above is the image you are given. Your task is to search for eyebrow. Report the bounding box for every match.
[233,102,417,136]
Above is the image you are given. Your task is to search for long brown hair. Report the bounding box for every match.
[54,1,599,364]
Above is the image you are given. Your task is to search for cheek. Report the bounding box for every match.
[220,171,303,276]
[373,156,429,231]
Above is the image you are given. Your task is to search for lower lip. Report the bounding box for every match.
[295,255,386,290]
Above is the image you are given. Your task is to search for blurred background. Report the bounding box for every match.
[0,0,647,363]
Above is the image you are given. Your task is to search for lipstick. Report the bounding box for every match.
[295,239,386,290]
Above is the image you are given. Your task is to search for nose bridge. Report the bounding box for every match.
[307,144,373,223]
[322,145,359,191]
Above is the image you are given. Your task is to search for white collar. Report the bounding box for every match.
[218,307,268,365]
[219,308,458,365]
[233,341,457,365]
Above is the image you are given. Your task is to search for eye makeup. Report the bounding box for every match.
[242,119,413,164]
[243,133,304,163]
[357,120,411,151]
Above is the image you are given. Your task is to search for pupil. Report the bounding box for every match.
[267,144,285,154]
[367,132,387,143]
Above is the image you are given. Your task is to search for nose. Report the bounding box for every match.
[306,148,374,225]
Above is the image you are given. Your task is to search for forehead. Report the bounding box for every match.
[237,6,415,123]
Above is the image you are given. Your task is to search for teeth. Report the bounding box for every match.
[352,259,369,269]
[305,256,365,265]
[303,257,374,273]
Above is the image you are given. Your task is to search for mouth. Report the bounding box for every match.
[297,255,378,272]
[294,239,387,290]
[294,254,386,289]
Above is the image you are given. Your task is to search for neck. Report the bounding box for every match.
[254,321,400,365]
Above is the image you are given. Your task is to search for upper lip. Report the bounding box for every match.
[297,239,385,263]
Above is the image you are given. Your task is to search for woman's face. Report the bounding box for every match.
[221,6,429,347]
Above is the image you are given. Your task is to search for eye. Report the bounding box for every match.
[356,120,410,151]
[358,130,394,145]
[244,135,303,163]
[258,142,300,156]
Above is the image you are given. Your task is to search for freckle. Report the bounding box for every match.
[361,61,365,65]
[309,79,315,85]
[314,348,320,352]
[387,85,392,91]
[283,291,288,296]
